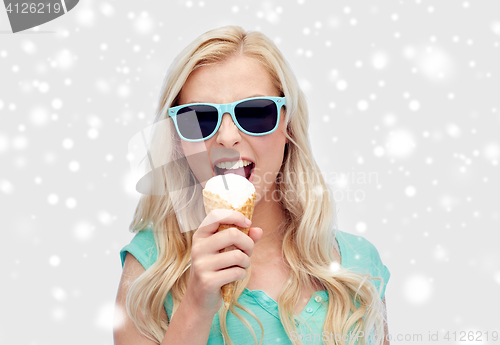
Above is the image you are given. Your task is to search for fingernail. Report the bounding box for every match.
[245,218,251,226]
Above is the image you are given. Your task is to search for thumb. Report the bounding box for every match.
[249,227,263,243]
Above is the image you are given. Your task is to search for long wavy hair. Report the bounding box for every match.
[125,25,387,345]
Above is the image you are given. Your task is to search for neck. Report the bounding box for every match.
[250,190,288,263]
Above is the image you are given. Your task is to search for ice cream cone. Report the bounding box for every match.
[202,188,256,309]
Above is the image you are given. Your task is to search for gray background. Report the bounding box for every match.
[1,0,499,344]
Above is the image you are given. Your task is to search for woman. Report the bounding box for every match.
[114,25,390,345]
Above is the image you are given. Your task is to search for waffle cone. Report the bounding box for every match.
[202,189,256,309]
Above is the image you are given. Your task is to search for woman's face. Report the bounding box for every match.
[177,55,288,204]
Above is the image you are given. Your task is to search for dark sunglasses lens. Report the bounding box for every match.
[176,105,218,140]
[235,99,278,134]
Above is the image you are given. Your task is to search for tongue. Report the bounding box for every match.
[217,166,245,178]
[216,164,253,179]
[243,164,253,179]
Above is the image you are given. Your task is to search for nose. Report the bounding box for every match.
[215,112,241,146]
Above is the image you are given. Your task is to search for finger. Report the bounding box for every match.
[204,249,251,272]
[217,266,247,286]
[248,227,263,244]
[208,227,255,256]
[197,209,252,239]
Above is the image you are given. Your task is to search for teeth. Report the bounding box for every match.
[216,159,253,170]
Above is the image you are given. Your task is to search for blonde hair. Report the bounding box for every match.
[125,25,387,345]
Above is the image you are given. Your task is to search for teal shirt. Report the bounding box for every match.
[120,228,390,345]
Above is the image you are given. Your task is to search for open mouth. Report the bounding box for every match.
[214,161,255,180]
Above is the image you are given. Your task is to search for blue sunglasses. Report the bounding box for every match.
[168,96,286,142]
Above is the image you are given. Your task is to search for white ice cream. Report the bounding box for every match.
[204,173,255,209]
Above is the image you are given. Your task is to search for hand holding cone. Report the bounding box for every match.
[202,174,256,309]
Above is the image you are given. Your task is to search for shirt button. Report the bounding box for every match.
[306,307,313,313]
[315,296,322,303]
